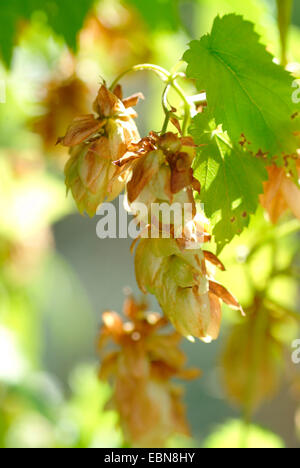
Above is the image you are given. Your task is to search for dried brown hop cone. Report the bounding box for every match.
[98,295,200,448]
[121,132,201,230]
[135,238,242,342]
[58,84,142,216]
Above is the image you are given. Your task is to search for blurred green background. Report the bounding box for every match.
[0,0,299,448]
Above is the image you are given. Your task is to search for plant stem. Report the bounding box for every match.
[161,83,171,133]
[110,63,192,135]
[276,0,294,67]
[110,64,171,90]
[171,78,191,135]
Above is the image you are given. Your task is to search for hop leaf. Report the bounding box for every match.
[183,14,299,158]
[126,0,180,31]
[0,0,95,66]
[190,112,268,250]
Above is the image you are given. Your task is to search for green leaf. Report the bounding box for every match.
[0,0,95,67]
[0,0,31,66]
[125,0,180,31]
[190,112,268,251]
[276,0,294,66]
[183,14,299,159]
[41,0,95,52]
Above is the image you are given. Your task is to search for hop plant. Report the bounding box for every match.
[98,295,200,447]
[135,238,242,342]
[118,130,243,341]
[112,125,244,341]
[51,10,300,447]
[58,84,142,216]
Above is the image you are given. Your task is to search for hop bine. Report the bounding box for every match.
[98,295,200,448]
[57,84,142,216]
[57,73,244,343]
[121,131,243,342]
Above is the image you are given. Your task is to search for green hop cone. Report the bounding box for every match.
[135,238,242,342]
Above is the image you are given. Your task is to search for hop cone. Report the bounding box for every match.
[58,84,142,216]
[124,132,201,233]
[135,238,242,342]
[98,295,200,447]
